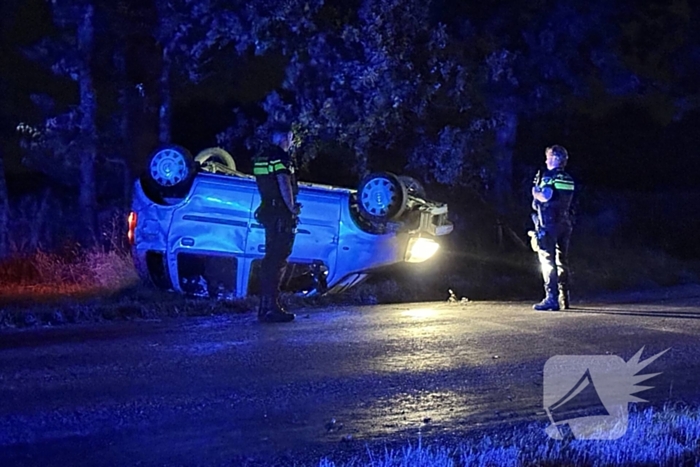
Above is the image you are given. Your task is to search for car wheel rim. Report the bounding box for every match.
[150,148,187,187]
[361,178,397,217]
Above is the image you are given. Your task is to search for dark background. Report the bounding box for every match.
[1,0,698,190]
[1,0,699,266]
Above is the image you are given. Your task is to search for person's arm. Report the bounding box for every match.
[276,173,299,214]
[532,185,553,203]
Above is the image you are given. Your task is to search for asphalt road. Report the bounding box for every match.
[1,286,700,466]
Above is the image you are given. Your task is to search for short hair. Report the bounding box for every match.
[270,121,292,145]
[548,145,569,166]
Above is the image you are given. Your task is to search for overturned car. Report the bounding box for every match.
[129,146,453,299]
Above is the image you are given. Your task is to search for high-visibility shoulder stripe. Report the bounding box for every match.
[253,156,290,176]
[254,165,289,176]
[554,181,575,190]
[553,176,574,183]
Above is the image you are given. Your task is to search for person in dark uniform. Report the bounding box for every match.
[531,145,575,311]
[253,127,300,323]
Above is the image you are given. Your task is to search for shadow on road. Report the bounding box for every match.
[568,307,700,320]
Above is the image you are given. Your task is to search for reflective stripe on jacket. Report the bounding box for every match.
[537,168,575,225]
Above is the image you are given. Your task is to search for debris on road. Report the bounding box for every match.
[325,418,344,432]
[447,289,469,303]
[447,289,457,303]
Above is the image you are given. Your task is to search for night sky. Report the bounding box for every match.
[1,0,700,195]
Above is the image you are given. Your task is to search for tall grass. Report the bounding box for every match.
[317,404,700,466]
[0,247,139,299]
[0,207,139,299]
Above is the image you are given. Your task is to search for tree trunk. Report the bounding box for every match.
[493,110,518,213]
[114,47,132,208]
[159,47,171,144]
[0,151,9,260]
[77,4,98,248]
[29,189,50,251]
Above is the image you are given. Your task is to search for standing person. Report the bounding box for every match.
[253,126,300,323]
[531,145,575,311]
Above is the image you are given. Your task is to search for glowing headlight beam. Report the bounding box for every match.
[405,237,439,263]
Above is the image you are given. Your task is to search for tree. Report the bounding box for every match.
[0,0,19,260]
[152,0,326,146]
[75,3,98,246]
[97,1,155,202]
[153,0,188,144]
[20,0,100,247]
[235,0,488,186]
[0,150,8,260]
[615,0,696,123]
[261,0,428,175]
[470,0,632,208]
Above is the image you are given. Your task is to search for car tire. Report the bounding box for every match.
[143,145,196,200]
[195,147,237,172]
[357,172,408,222]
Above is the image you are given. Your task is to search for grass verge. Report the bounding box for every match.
[315,403,700,467]
[0,283,258,328]
[0,248,139,299]
[1,240,699,328]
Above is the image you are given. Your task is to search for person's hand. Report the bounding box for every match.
[290,202,302,216]
[532,186,552,203]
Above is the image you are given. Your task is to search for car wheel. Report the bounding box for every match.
[195,147,237,172]
[357,172,408,221]
[144,145,196,199]
[397,175,426,199]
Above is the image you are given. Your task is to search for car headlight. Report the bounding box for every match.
[405,237,439,263]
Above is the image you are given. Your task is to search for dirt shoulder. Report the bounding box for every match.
[2,282,699,330]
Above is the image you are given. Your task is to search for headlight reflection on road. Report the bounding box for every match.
[370,307,472,373]
[353,390,474,435]
[401,307,439,319]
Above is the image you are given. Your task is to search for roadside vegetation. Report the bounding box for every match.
[316,403,700,467]
[1,233,698,328]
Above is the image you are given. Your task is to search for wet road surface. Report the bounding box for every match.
[1,289,700,466]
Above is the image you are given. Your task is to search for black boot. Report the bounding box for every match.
[533,293,560,311]
[258,295,273,321]
[274,295,288,314]
[258,295,295,323]
[558,286,570,310]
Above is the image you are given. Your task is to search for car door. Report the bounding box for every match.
[168,174,257,294]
